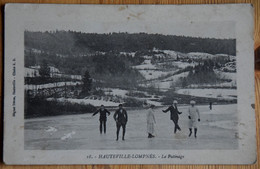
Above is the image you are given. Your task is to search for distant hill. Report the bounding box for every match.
[24,30,236,56]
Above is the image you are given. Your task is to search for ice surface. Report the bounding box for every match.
[61,131,76,140]
[45,126,57,132]
[206,121,237,130]
[25,104,238,150]
[45,126,57,135]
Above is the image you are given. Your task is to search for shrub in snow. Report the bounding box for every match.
[123,97,144,107]
[25,96,97,118]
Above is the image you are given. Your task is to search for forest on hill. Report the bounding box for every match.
[24,30,236,56]
[24,30,237,117]
[25,30,236,90]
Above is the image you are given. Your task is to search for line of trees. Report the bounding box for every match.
[25,30,236,56]
[25,95,97,118]
[176,60,227,87]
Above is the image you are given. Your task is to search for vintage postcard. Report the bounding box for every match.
[4,3,256,164]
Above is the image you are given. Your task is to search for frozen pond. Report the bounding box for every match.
[25,104,238,150]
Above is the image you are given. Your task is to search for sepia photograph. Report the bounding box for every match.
[4,4,256,164]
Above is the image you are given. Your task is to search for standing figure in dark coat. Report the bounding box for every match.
[162,100,182,134]
[93,105,110,134]
[113,104,128,141]
[209,102,212,110]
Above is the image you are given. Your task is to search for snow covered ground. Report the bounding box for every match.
[215,71,236,82]
[140,71,189,90]
[145,100,162,106]
[164,72,189,82]
[104,88,128,97]
[138,70,168,80]
[156,71,189,89]
[132,59,183,80]
[120,52,136,57]
[25,104,238,150]
[152,49,179,59]
[172,61,196,69]
[215,54,236,61]
[132,59,168,80]
[47,87,163,107]
[188,52,215,59]
[133,59,157,70]
[176,88,237,100]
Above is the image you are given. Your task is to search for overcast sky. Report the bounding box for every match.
[22,4,237,39]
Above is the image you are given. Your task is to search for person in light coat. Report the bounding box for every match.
[147,105,156,138]
[188,100,200,138]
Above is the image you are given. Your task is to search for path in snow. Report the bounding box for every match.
[25,104,238,150]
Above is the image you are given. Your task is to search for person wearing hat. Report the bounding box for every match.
[147,105,156,138]
[113,104,128,141]
[188,100,200,138]
[92,105,111,134]
[162,100,182,134]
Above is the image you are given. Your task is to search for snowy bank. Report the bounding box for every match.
[176,88,237,100]
[47,97,120,107]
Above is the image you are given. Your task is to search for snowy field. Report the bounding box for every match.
[154,71,189,89]
[138,70,168,80]
[132,59,157,70]
[25,104,238,150]
[176,88,237,100]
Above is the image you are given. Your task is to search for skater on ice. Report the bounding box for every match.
[209,102,212,110]
[92,105,111,134]
[162,100,182,134]
[114,104,128,141]
[147,105,156,138]
[188,100,200,138]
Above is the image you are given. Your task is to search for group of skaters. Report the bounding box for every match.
[93,104,127,141]
[149,100,200,138]
[92,100,201,141]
